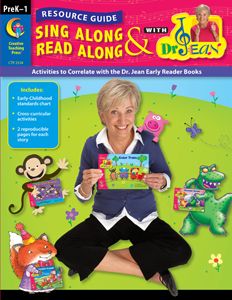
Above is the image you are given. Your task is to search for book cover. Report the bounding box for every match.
[32,266,63,290]
[98,154,149,190]
[27,179,64,207]
[1,0,232,295]
[174,188,205,212]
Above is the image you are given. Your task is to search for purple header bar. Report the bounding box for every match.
[36,8,122,25]
[1,66,232,77]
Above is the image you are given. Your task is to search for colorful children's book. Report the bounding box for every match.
[28,179,64,207]
[31,266,63,290]
[98,154,149,190]
[174,188,205,212]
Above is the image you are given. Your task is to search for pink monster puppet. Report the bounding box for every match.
[138,112,169,142]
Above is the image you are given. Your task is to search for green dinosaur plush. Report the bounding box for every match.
[180,164,232,235]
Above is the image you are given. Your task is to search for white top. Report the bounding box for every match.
[74,126,171,231]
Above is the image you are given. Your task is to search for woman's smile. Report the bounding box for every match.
[115,125,128,130]
[100,98,135,139]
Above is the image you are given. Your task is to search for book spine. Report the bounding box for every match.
[28,192,36,207]
[27,184,36,207]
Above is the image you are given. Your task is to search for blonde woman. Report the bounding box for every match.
[55,79,191,296]
[191,4,219,42]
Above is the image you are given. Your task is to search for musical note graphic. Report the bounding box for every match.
[175,17,190,56]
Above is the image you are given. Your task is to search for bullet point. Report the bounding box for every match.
[12,112,15,115]
[12,128,15,131]
[12,97,15,99]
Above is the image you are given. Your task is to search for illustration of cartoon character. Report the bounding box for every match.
[9,223,62,293]
[183,193,205,208]
[184,194,197,207]
[119,168,129,179]
[180,198,188,208]
[100,159,112,168]
[13,22,24,38]
[130,167,140,179]
[184,117,202,138]
[109,167,117,180]
[46,184,59,196]
[180,164,232,235]
[9,154,69,215]
[138,111,169,142]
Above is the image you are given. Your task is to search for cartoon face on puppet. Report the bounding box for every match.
[137,112,169,142]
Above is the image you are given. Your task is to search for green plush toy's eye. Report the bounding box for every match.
[211,167,216,171]
[202,168,208,173]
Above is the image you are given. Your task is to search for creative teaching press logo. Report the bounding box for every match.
[6,18,24,39]
[156,13,227,60]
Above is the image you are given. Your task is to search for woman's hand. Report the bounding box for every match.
[195,25,200,41]
[211,23,219,41]
[80,169,103,197]
[143,173,167,190]
[211,22,216,33]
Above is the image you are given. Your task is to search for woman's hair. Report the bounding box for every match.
[97,79,141,113]
[195,4,211,15]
